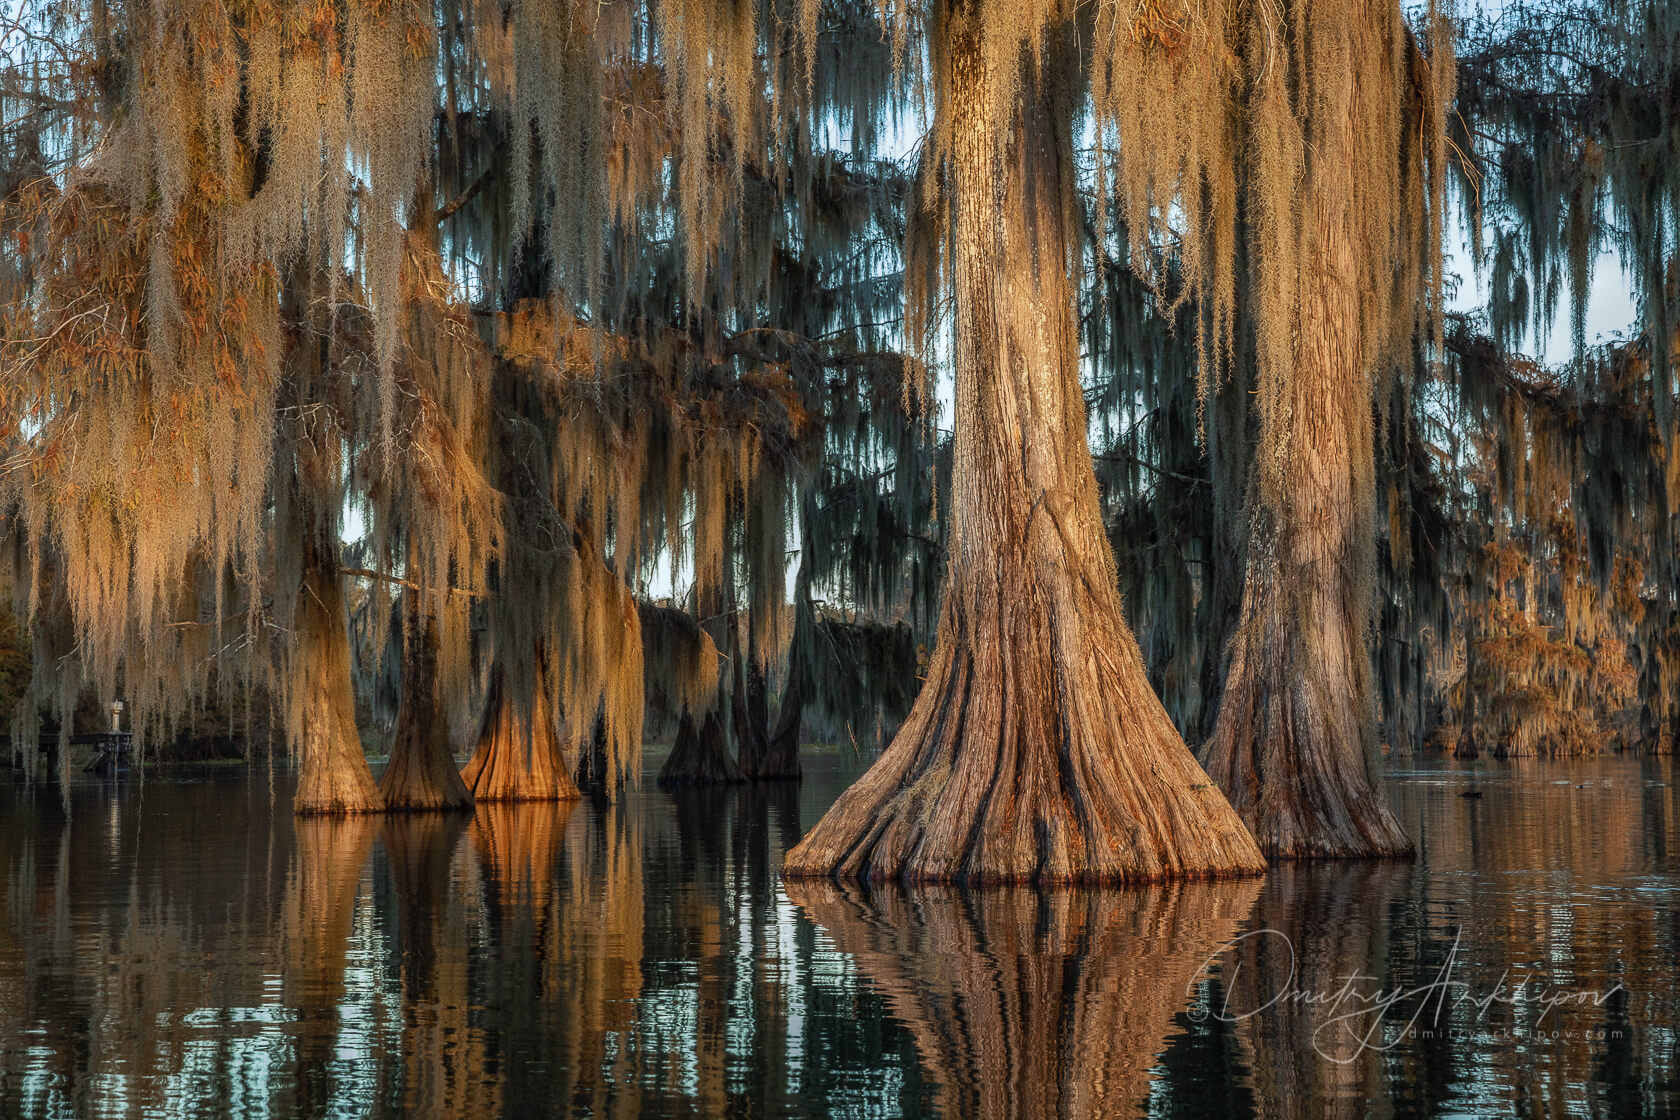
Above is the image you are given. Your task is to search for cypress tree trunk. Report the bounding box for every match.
[784,11,1264,884]
[1200,71,1412,858]
[659,708,743,786]
[1454,614,1481,759]
[292,543,385,814]
[657,587,741,786]
[462,648,582,801]
[737,627,801,781]
[730,608,770,777]
[379,592,474,812]
[761,672,804,781]
[282,261,382,816]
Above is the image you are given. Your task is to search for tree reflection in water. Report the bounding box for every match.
[786,878,1261,1118]
[1,758,1678,1117]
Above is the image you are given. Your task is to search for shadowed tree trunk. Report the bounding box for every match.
[462,648,582,801]
[762,670,804,780]
[379,590,474,812]
[1201,61,1412,860]
[737,625,801,781]
[787,877,1261,1117]
[733,631,770,777]
[657,587,741,786]
[660,708,743,786]
[783,9,1264,884]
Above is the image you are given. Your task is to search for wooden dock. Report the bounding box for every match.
[3,732,135,776]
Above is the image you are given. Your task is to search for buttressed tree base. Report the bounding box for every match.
[784,4,1265,885]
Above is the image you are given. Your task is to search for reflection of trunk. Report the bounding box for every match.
[381,813,479,1115]
[1201,70,1411,859]
[474,801,573,909]
[380,592,473,811]
[381,813,469,995]
[1217,863,1407,1118]
[784,12,1263,883]
[469,802,576,1116]
[284,816,377,1110]
[292,543,383,815]
[462,648,581,801]
[472,798,641,1115]
[788,877,1260,1117]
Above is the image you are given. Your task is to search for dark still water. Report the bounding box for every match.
[2,754,1678,1118]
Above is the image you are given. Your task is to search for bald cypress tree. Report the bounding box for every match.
[1189,3,1454,859]
[784,2,1265,884]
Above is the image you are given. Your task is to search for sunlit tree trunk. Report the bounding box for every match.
[291,545,384,815]
[1201,65,1412,859]
[785,8,1264,884]
[379,579,474,812]
[461,647,582,801]
[285,269,382,816]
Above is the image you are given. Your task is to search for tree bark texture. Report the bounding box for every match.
[283,262,382,816]
[1201,67,1413,861]
[783,11,1264,884]
[379,595,474,812]
[291,543,384,815]
[462,649,582,801]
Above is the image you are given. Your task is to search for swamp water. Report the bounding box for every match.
[1,754,1677,1118]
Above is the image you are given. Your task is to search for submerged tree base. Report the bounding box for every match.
[1202,550,1415,861]
[657,709,743,787]
[462,659,581,802]
[379,607,474,813]
[783,591,1268,885]
[295,760,385,816]
[292,563,384,816]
